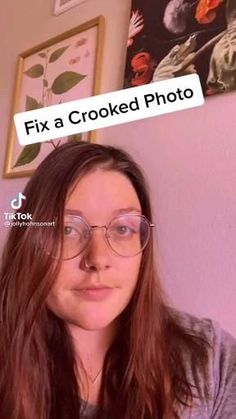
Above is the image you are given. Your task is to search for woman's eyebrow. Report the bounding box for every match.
[64,207,141,216]
[114,207,141,215]
[64,209,83,216]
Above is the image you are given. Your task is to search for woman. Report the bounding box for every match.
[0,141,235,419]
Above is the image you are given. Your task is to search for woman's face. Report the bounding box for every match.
[47,169,142,331]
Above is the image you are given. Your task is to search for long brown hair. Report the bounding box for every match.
[0,141,210,419]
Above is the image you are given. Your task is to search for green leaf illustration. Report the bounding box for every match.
[51,71,86,94]
[38,52,46,58]
[25,96,40,111]
[49,45,69,63]
[13,143,41,168]
[67,133,82,142]
[24,64,44,78]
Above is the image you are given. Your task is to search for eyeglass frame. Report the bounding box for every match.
[61,212,155,260]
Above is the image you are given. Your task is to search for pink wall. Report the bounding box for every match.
[102,91,236,336]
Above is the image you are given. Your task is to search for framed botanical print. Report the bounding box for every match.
[4,16,104,178]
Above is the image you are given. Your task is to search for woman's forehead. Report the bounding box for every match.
[65,169,141,218]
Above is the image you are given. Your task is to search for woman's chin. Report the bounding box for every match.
[70,311,117,331]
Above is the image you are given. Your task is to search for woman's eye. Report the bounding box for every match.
[117,225,129,234]
[64,225,90,244]
[114,225,132,236]
[64,225,79,236]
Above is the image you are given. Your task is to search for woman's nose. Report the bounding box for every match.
[81,227,112,271]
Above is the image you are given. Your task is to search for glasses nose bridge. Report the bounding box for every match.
[87,224,111,254]
[89,224,108,238]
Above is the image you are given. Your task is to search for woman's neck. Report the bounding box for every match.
[68,320,118,361]
[67,321,119,405]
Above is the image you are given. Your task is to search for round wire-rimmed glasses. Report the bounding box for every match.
[60,213,155,260]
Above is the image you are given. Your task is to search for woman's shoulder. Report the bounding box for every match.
[172,308,236,357]
[170,308,236,418]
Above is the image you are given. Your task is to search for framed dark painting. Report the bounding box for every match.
[124,0,236,96]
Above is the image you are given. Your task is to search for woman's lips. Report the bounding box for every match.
[73,287,113,301]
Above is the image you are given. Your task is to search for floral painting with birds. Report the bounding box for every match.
[124,0,236,96]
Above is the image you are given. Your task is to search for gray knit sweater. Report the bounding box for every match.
[80,311,236,418]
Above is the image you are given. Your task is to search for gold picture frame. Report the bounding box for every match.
[4,16,104,178]
[54,0,88,16]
